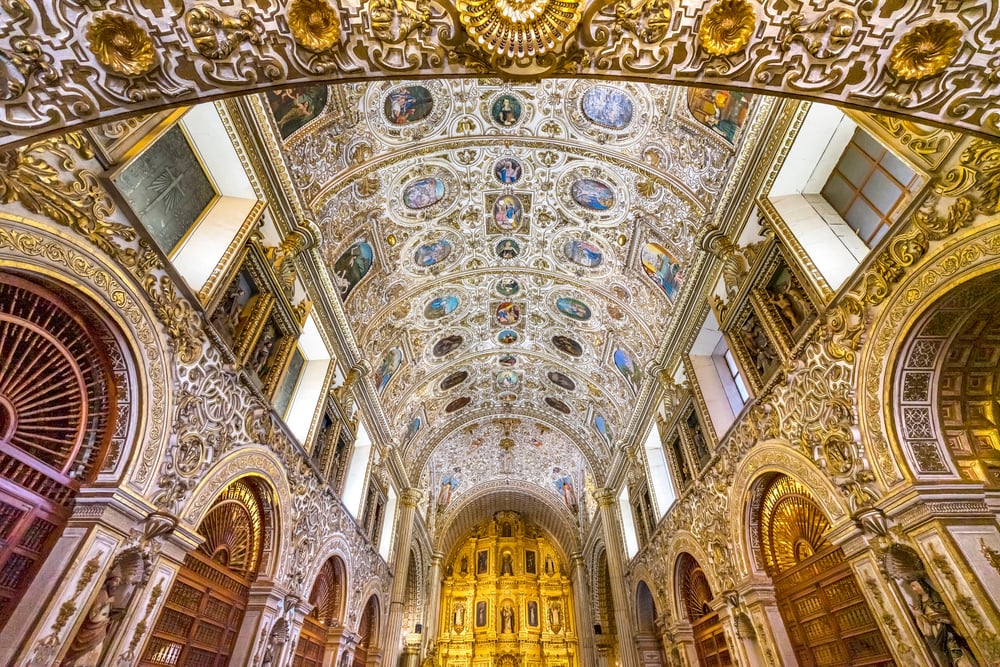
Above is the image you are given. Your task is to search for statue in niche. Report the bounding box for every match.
[765,265,811,335]
[251,324,278,375]
[459,555,469,575]
[547,602,563,633]
[527,601,538,627]
[501,603,515,633]
[453,602,466,631]
[501,552,513,576]
[882,543,979,667]
[544,554,555,576]
[738,316,778,377]
[211,279,247,344]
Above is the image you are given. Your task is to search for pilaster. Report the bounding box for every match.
[383,488,421,667]
[595,490,638,667]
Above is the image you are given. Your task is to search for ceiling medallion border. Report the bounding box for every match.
[564,80,653,145]
[366,80,453,142]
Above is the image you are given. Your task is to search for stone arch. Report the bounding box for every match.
[588,542,616,636]
[295,554,350,667]
[354,593,382,667]
[402,546,424,636]
[858,222,1000,490]
[0,213,173,490]
[181,445,293,580]
[302,535,354,608]
[729,441,849,577]
[664,533,723,622]
[635,580,658,634]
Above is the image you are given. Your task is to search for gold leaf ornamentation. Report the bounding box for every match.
[456,0,584,59]
[185,5,260,60]
[288,0,342,53]
[888,20,963,81]
[698,0,756,57]
[85,13,156,77]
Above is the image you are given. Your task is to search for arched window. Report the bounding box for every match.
[141,477,272,666]
[0,274,129,630]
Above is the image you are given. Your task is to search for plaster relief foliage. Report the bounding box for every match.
[0,0,996,146]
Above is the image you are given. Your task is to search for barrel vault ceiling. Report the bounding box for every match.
[249,78,767,520]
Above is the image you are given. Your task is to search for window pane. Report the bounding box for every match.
[862,169,903,216]
[854,130,885,159]
[822,173,854,214]
[845,199,882,243]
[869,222,891,248]
[838,146,872,188]
[734,374,749,403]
[882,150,916,187]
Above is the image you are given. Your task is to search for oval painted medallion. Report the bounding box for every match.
[424,295,459,320]
[440,370,469,390]
[552,335,583,357]
[403,177,445,210]
[414,239,452,267]
[564,240,603,268]
[582,87,634,129]
[556,297,592,321]
[571,179,615,210]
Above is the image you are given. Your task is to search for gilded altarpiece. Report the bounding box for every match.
[438,512,577,667]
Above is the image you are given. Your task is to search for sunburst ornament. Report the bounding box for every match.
[698,0,756,57]
[457,0,584,59]
[888,20,963,81]
[86,13,156,76]
[288,0,342,52]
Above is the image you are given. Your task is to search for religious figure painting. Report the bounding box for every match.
[564,239,604,267]
[640,242,682,301]
[477,551,488,575]
[765,263,814,338]
[489,194,525,233]
[437,470,460,508]
[496,277,520,296]
[112,124,216,256]
[547,371,576,392]
[440,370,469,391]
[553,468,579,511]
[332,240,374,301]
[384,85,434,125]
[432,334,463,357]
[527,601,539,627]
[404,416,421,442]
[374,347,402,393]
[495,301,521,326]
[476,601,487,626]
[571,179,616,210]
[613,347,642,394]
[525,550,536,574]
[496,370,519,390]
[686,88,751,144]
[403,177,446,210]
[444,396,471,413]
[545,397,571,415]
[491,94,522,127]
[556,297,592,322]
[424,295,459,320]
[582,87,635,129]
[497,329,519,345]
[266,85,328,139]
[594,414,612,446]
[496,238,520,260]
[552,335,584,357]
[414,239,453,267]
[494,158,523,184]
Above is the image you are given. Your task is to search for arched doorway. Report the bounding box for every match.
[354,595,380,667]
[594,548,618,667]
[0,273,130,631]
[141,477,274,666]
[677,552,731,667]
[295,556,347,667]
[635,580,663,667]
[753,474,894,666]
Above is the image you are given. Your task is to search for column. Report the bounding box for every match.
[595,490,639,667]
[233,578,290,667]
[423,552,444,653]
[570,552,596,667]
[383,488,422,667]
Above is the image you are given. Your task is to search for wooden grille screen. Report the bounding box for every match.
[141,479,268,667]
[678,552,732,667]
[0,275,118,629]
[757,475,895,667]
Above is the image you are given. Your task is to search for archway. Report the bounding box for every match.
[676,552,731,667]
[295,555,347,667]
[354,595,381,667]
[635,580,663,667]
[0,272,132,632]
[141,476,274,666]
[593,548,617,667]
[751,474,893,667]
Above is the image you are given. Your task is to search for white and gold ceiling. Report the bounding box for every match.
[252,78,766,516]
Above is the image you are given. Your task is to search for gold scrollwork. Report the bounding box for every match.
[888,20,963,81]
[612,0,672,44]
[368,0,431,44]
[780,9,856,59]
[85,12,157,77]
[698,0,756,57]
[185,5,260,59]
[456,0,584,59]
[288,0,342,53]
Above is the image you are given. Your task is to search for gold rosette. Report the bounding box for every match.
[698,0,756,57]
[86,13,156,77]
[457,0,584,59]
[888,20,963,81]
[288,0,342,52]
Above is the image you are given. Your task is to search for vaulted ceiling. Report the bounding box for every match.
[254,78,765,520]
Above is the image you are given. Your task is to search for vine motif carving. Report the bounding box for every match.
[981,539,1000,575]
[185,5,261,60]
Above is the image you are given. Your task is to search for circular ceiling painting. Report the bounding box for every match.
[496,277,520,296]
[445,396,471,413]
[564,239,603,267]
[496,301,520,326]
[491,94,522,127]
[497,370,519,389]
[440,370,469,390]
[424,295,459,320]
[556,297,592,321]
[414,239,452,267]
[582,87,634,129]
[498,329,519,345]
[496,238,520,260]
[403,177,445,209]
[545,397,572,414]
[433,334,463,357]
[571,179,615,210]
[547,371,576,391]
[384,85,434,125]
[494,158,522,184]
[552,335,583,357]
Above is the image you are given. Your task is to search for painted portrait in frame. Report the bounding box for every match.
[266,85,328,139]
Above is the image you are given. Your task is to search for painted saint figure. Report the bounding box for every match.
[501,603,515,633]
[437,469,460,509]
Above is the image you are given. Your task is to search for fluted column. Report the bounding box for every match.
[383,488,422,667]
[570,551,596,667]
[595,490,639,667]
[423,551,444,652]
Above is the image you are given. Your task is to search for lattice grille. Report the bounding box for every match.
[757,475,833,576]
[195,478,266,581]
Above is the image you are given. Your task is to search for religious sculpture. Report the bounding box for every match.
[501,603,515,633]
